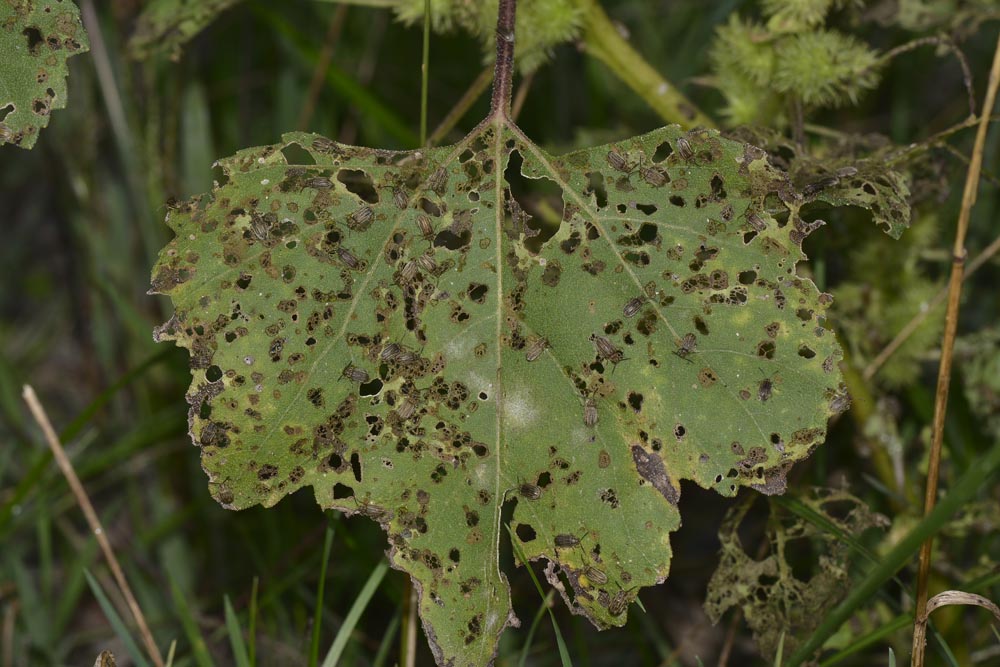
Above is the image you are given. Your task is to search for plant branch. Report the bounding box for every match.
[297,4,349,131]
[575,0,715,129]
[911,31,1000,667]
[875,35,976,119]
[428,66,493,146]
[511,70,535,122]
[863,231,1000,380]
[420,0,431,145]
[490,0,517,118]
[22,386,164,667]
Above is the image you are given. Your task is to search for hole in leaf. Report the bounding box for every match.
[434,228,473,250]
[337,169,379,203]
[359,378,383,396]
[206,365,222,382]
[212,163,229,187]
[515,523,536,543]
[653,141,673,162]
[537,472,551,488]
[333,483,354,499]
[350,452,362,483]
[468,283,488,303]
[638,223,657,243]
[420,198,442,217]
[281,143,316,165]
[505,151,565,253]
[798,345,816,359]
[585,171,608,209]
[23,27,43,54]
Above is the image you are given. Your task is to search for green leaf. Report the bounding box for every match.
[813,160,911,240]
[127,0,241,61]
[0,0,89,150]
[151,113,848,664]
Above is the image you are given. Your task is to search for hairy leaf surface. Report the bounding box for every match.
[151,118,848,665]
[0,0,89,149]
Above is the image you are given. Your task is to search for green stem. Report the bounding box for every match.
[420,0,430,145]
[576,0,715,129]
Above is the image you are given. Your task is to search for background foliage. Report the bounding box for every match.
[1,0,1000,665]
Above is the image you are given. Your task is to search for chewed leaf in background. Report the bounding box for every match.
[0,0,89,150]
[705,489,889,659]
[126,0,241,61]
[150,111,850,663]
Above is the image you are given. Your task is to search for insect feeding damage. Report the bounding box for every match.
[0,0,90,150]
[150,2,847,664]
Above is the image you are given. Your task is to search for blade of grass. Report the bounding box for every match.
[372,608,402,667]
[224,595,252,667]
[774,631,786,667]
[517,589,556,667]
[84,570,152,667]
[320,559,389,667]
[0,350,172,534]
[310,523,336,667]
[505,525,573,667]
[820,569,1000,666]
[819,615,911,666]
[54,538,100,637]
[786,438,1000,666]
[169,573,215,667]
[23,386,164,667]
[249,576,259,667]
[254,3,419,147]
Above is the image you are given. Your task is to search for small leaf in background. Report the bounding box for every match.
[705,488,889,660]
[0,0,89,150]
[955,328,1000,439]
[127,0,242,61]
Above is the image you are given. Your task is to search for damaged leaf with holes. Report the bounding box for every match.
[127,0,241,61]
[151,120,850,665]
[705,489,888,660]
[0,0,89,149]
